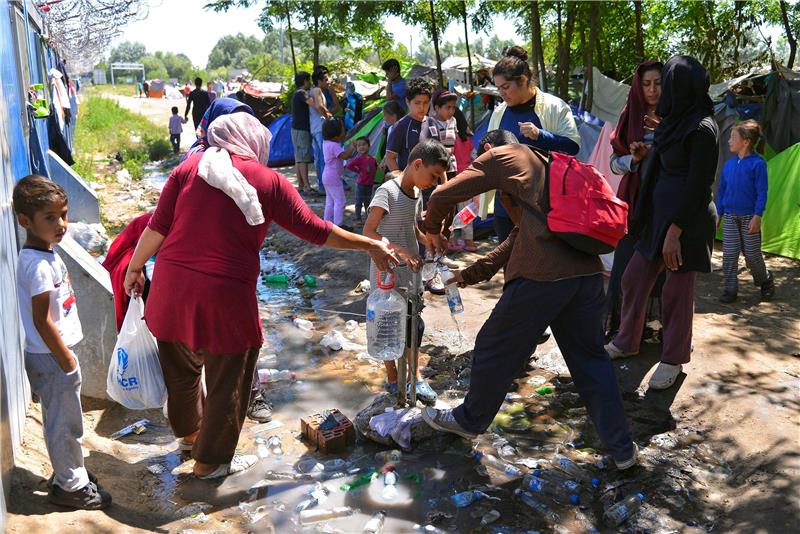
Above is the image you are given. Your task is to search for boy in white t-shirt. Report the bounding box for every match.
[13,175,112,510]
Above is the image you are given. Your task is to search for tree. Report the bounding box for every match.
[414,41,435,65]
[778,0,797,67]
[397,0,461,87]
[633,0,644,63]
[206,33,264,70]
[138,55,168,81]
[554,1,577,100]
[109,41,146,64]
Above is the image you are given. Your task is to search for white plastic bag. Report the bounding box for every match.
[107,296,167,409]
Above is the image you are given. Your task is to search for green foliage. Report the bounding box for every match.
[207,32,265,70]
[246,53,291,80]
[109,41,147,64]
[138,55,168,81]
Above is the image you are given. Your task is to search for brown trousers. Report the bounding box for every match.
[157,341,259,464]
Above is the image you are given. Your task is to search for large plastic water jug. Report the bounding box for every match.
[366,271,407,361]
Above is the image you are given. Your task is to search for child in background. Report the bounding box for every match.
[717,120,775,303]
[322,118,357,229]
[168,106,188,154]
[385,77,433,172]
[13,176,112,510]
[380,100,405,171]
[346,136,378,224]
[363,139,450,403]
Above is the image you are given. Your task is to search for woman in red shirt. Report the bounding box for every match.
[124,113,396,479]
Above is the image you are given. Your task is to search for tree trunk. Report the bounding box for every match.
[780,0,797,68]
[634,0,644,63]
[556,1,576,100]
[587,1,598,112]
[529,0,540,87]
[462,1,475,128]
[556,1,563,95]
[313,3,320,68]
[284,3,297,75]
[430,0,444,87]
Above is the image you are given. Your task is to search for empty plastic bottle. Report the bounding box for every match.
[258,369,296,385]
[267,435,283,456]
[450,490,494,508]
[366,271,407,360]
[295,485,329,512]
[475,452,522,477]
[552,454,599,486]
[514,488,560,524]
[262,273,289,284]
[421,252,438,282]
[323,458,349,472]
[263,471,311,481]
[303,274,317,287]
[440,267,464,314]
[522,473,581,505]
[255,437,269,459]
[340,470,377,492]
[450,204,477,230]
[604,492,645,526]
[298,506,355,525]
[381,469,398,501]
[363,510,387,533]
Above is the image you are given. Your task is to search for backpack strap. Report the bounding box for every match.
[518,146,551,224]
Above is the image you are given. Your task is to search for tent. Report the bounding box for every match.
[760,142,800,259]
[343,106,388,184]
[147,79,165,98]
[267,113,295,168]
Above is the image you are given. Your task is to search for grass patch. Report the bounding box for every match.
[74,95,169,180]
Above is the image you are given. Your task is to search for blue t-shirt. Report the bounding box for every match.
[498,96,579,156]
[392,78,408,110]
[717,153,768,216]
[386,114,422,170]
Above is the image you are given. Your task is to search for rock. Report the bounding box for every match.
[354,393,455,451]
[68,222,109,255]
[115,168,131,184]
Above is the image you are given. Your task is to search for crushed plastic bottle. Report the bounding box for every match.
[258,369,296,385]
[440,266,464,314]
[323,458,349,472]
[552,455,600,487]
[476,452,523,478]
[263,471,311,481]
[293,317,314,331]
[303,274,317,287]
[262,273,289,284]
[255,437,269,458]
[522,473,581,505]
[381,469,399,501]
[363,510,387,533]
[298,506,355,525]
[366,271,407,360]
[514,488,560,524]
[604,492,645,526]
[296,457,325,474]
[340,470,377,492]
[450,490,498,508]
[481,510,501,525]
[295,484,329,512]
[267,435,283,456]
[375,450,403,464]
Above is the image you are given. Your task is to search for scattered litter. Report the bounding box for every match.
[604,492,645,526]
[354,279,371,293]
[176,502,212,519]
[369,407,421,449]
[146,463,166,476]
[298,506,355,525]
[363,510,387,534]
[296,457,325,474]
[293,317,314,331]
[450,490,500,508]
[116,168,131,184]
[345,320,359,333]
[110,419,149,440]
[251,420,285,434]
[481,510,501,525]
[239,502,269,524]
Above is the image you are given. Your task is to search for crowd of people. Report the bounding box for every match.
[11,44,776,512]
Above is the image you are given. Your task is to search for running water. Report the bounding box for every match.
[450,314,469,352]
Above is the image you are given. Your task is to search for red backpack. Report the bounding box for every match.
[526,150,628,255]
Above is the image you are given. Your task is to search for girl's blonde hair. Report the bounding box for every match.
[732,119,761,147]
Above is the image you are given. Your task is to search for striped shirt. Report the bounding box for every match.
[368,177,422,293]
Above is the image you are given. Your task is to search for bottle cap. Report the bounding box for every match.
[569,494,580,505]
[378,270,395,289]
[591,477,601,487]
[636,492,645,501]
[474,452,483,461]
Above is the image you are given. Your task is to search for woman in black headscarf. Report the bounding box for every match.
[605,56,719,390]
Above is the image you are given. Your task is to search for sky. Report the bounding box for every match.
[114,0,522,67]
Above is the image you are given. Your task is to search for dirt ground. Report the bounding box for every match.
[6,96,799,533]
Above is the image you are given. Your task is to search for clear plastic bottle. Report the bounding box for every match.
[475,452,522,478]
[522,473,581,505]
[366,271,407,360]
[293,317,314,331]
[298,506,355,525]
[381,469,398,501]
[257,369,296,384]
[604,492,645,526]
[450,204,477,230]
[363,510,387,533]
[267,435,283,456]
[440,267,464,314]
[263,471,311,481]
[421,252,438,282]
[552,454,598,486]
[514,488,560,524]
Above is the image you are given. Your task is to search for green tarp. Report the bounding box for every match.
[761,142,800,259]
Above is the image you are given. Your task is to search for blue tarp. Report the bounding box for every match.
[268,113,294,168]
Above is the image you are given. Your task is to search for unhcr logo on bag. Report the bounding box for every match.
[116,348,139,390]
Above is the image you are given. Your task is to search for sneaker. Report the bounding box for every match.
[648,362,683,390]
[614,443,639,470]
[48,481,112,510]
[195,454,258,479]
[604,341,637,359]
[718,291,737,303]
[425,273,446,296]
[760,273,775,300]
[247,393,273,423]
[420,407,478,440]
[47,471,98,490]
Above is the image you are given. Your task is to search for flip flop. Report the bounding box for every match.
[195,454,258,479]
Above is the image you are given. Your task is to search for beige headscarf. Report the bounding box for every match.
[198,113,273,225]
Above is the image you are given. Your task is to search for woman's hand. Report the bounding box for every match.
[425,232,448,256]
[518,122,540,141]
[748,215,762,234]
[368,239,401,273]
[662,224,683,271]
[630,141,651,163]
[124,267,146,297]
[391,245,422,272]
[444,268,468,288]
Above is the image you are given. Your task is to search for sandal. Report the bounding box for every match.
[195,454,258,479]
[408,380,438,404]
[447,241,463,252]
[648,362,683,390]
[178,438,194,452]
[463,243,478,252]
